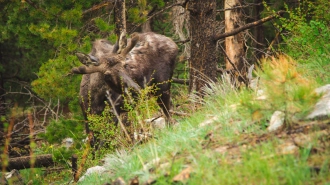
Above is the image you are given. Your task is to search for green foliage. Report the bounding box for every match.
[278,1,330,84]
[39,117,84,144]
[128,0,165,25]
[87,103,119,154]
[94,18,115,32]
[122,82,161,130]
[38,117,86,164]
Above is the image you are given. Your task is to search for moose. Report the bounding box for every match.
[72,32,178,126]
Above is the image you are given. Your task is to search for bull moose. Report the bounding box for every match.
[72,32,178,123]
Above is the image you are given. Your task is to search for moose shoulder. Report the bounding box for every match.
[72,32,178,118]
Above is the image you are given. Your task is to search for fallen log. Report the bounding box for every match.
[2,154,55,171]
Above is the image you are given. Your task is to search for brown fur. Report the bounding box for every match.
[73,32,178,118]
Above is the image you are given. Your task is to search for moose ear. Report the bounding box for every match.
[76,52,99,66]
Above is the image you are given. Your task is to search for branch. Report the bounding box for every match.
[82,1,113,15]
[175,39,190,44]
[219,45,248,86]
[213,10,285,41]
[172,78,189,85]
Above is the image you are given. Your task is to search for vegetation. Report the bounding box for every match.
[1,0,330,184]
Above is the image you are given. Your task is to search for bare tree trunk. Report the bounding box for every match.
[141,19,152,32]
[188,0,218,94]
[224,0,246,82]
[114,0,126,36]
[172,0,190,59]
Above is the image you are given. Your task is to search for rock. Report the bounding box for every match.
[256,89,267,100]
[62,138,74,150]
[267,111,285,132]
[145,117,166,129]
[307,84,330,119]
[276,142,299,155]
[78,166,107,182]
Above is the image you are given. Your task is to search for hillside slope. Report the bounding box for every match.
[79,56,330,185]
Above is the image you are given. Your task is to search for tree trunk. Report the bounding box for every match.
[188,0,218,94]
[142,19,152,32]
[224,0,246,82]
[114,0,126,36]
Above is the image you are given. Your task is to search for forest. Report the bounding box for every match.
[1,0,330,184]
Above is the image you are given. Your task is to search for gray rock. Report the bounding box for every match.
[145,117,166,129]
[307,84,330,119]
[78,166,107,182]
[267,111,285,132]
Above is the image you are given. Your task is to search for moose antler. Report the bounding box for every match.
[117,31,127,54]
[120,32,140,57]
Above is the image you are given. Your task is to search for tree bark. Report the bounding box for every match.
[114,0,126,36]
[188,0,218,94]
[224,0,246,80]
[4,154,55,171]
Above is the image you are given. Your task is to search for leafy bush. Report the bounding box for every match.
[279,2,330,84]
[87,103,119,155]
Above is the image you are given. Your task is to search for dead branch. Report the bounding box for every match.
[82,1,113,15]
[266,31,281,54]
[170,110,190,117]
[175,39,191,44]
[172,78,189,85]
[106,91,132,142]
[213,10,285,41]
[219,45,248,85]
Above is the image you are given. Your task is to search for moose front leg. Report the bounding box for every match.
[157,89,171,120]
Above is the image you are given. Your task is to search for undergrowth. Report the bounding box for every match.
[78,54,330,184]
